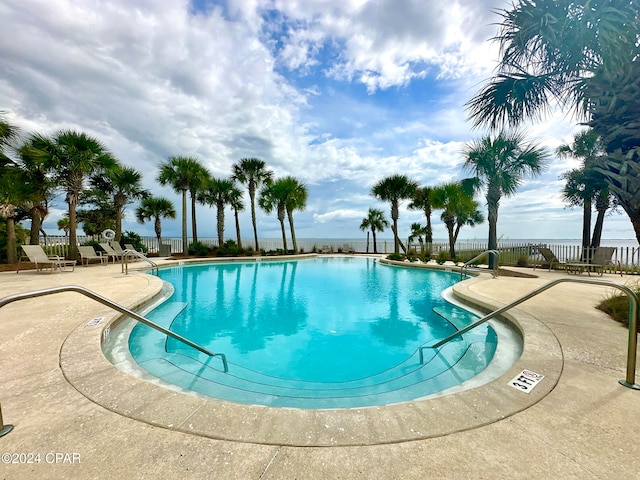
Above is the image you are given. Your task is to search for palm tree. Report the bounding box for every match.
[93,165,148,242]
[408,187,435,244]
[232,158,273,251]
[228,183,245,249]
[259,181,288,251]
[0,114,20,262]
[279,176,308,253]
[200,177,235,247]
[0,112,19,165]
[466,0,640,242]
[432,182,482,260]
[557,130,607,251]
[462,131,548,268]
[15,137,55,245]
[31,130,116,260]
[157,156,203,255]
[186,161,210,243]
[371,174,418,254]
[408,223,428,253]
[57,217,70,237]
[135,196,176,248]
[359,208,389,254]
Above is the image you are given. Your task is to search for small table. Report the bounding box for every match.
[565,262,604,276]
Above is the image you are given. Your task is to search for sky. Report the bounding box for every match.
[0,0,636,243]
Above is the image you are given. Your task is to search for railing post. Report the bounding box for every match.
[0,403,13,437]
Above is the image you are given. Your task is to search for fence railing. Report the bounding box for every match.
[34,236,640,273]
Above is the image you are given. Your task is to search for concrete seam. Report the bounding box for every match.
[258,446,281,480]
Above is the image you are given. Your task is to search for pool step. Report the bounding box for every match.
[137,340,495,408]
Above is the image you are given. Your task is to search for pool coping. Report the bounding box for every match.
[59,263,563,447]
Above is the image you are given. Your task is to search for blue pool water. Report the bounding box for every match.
[128,257,498,408]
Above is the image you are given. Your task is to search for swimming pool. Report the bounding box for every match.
[128,257,500,408]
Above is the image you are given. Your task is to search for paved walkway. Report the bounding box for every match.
[0,260,638,479]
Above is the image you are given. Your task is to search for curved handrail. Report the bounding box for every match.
[460,250,500,279]
[0,285,228,372]
[122,249,158,275]
[420,277,639,390]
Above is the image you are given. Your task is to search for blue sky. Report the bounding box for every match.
[0,0,636,242]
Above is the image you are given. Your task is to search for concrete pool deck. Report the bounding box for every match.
[0,258,639,479]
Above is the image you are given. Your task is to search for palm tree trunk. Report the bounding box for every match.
[391,202,399,253]
[234,208,242,249]
[279,219,288,252]
[591,208,606,247]
[154,216,162,247]
[69,201,78,260]
[6,216,17,263]
[287,210,297,253]
[425,208,433,244]
[487,194,499,270]
[366,230,370,253]
[372,228,377,254]
[216,200,225,247]
[115,205,123,242]
[249,182,259,251]
[191,195,198,243]
[29,206,44,245]
[581,200,592,260]
[181,189,188,255]
[445,219,456,259]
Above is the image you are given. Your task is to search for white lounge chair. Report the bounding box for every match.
[17,245,76,273]
[78,246,107,266]
[98,243,121,263]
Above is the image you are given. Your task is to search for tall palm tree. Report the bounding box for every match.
[371,174,418,254]
[135,196,176,248]
[259,181,288,251]
[15,137,55,245]
[408,186,435,244]
[359,207,389,254]
[200,177,235,247]
[462,131,548,268]
[466,0,640,242]
[0,112,19,165]
[232,158,273,251]
[93,165,148,242]
[279,176,308,253]
[157,156,203,255]
[186,160,210,243]
[228,183,245,249]
[0,114,20,262]
[31,130,116,260]
[557,130,607,250]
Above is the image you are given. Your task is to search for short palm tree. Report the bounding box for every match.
[371,174,418,254]
[199,177,235,247]
[359,208,389,254]
[135,196,176,248]
[93,165,148,241]
[232,158,273,251]
[280,176,308,253]
[408,187,435,244]
[259,181,288,251]
[462,131,548,268]
[157,156,204,255]
[408,223,429,253]
[432,182,481,259]
[31,130,116,260]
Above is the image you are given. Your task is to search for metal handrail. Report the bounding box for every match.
[460,250,500,279]
[0,285,228,372]
[122,249,158,275]
[419,277,639,389]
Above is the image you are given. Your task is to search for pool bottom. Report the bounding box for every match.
[61,272,560,446]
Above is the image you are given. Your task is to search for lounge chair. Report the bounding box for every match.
[98,243,121,263]
[536,247,566,271]
[566,246,622,276]
[342,244,354,254]
[78,246,107,266]
[17,245,76,273]
[111,242,125,256]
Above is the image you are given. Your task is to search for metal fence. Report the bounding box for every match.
[36,235,640,274]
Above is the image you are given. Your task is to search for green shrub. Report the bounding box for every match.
[436,251,450,264]
[516,254,529,267]
[188,241,211,256]
[387,253,405,261]
[597,283,640,332]
[121,231,148,253]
